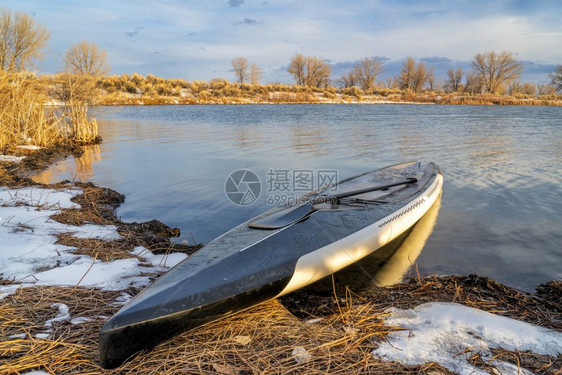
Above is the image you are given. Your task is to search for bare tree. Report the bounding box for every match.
[385,76,397,89]
[305,58,329,88]
[0,10,50,72]
[537,83,556,96]
[550,65,562,92]
[352,57,382,91]
[288,54,330,88]
[412,62,429,92]
[338,71,358,88]
[249,63,262,84]
[64,41,108,76]
[412,62,428,92]
[507,81,520,95]
[445,68,463,92]
[520,82,536,96]
[398,58,429,92]
[398,57,416,90]
[231,57,249,83]
[508,81,536,96]
[471,50,523,94]
[287,53,306,86]
[464,71,482,94]
[305,56,331,88]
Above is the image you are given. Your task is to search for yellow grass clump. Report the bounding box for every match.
[0,72,99,151]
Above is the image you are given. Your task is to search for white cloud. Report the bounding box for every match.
[1,0,560,82]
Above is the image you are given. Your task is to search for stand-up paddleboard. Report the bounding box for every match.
[100,161,443,368]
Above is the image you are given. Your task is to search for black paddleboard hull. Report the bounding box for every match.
[100,276,291,368]
[99,161,443,368]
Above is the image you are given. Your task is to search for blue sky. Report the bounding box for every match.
[3,0,561,84]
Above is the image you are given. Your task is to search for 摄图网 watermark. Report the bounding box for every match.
[225,168,338,206]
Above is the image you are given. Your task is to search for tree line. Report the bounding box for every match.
[231,51,562,96]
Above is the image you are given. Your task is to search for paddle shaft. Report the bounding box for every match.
[314,177,418,205]
[248,177,418,229]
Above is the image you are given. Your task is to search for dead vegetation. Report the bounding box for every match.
[0,73,101,151]
[1,275,560,374]
[45,73,561,106]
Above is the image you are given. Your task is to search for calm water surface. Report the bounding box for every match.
[34,104,562,291]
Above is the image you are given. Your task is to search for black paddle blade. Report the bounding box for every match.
[248,202,314,229]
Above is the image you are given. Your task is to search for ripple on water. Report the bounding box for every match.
[34,104,562,291]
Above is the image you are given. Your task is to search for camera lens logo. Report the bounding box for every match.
[225,169,261,206]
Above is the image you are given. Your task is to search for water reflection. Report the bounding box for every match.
[29,104,562,291]
[300,194,442,295]
[33,144,101,184]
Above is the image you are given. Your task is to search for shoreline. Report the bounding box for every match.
[93,96,562,107]
[1,146,561,374]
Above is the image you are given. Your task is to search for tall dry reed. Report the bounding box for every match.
[0,72,98,151]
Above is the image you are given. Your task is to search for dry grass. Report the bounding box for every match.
[0,285,426,375]
[0,72,99,151]
[1,276,559,374]
[93,74,562,106]
[0,287,124,374]
[0,73,61,149]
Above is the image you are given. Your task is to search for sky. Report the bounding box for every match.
[3,0,561,84]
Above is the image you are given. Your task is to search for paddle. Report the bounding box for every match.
[249,177,418,229]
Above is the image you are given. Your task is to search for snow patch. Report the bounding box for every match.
[70,316,95,325]
[112,292,133,305]
[0,285,20,300]
[44,303,70,327]
[0,187,80,209]
[68,223,121,240]
[373,302,562,375]
[292,346,312,364]
[306,318,323,324]
[16,145,42,150]
[33,257,157,290]
[0,155,25,163]
[0,187,187,298]
[131,246,187,268]
[0,187,121,283]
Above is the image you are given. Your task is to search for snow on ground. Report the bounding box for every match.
[15,145,42,150]
[131,246,187,268]
[0,186,187,298]
[0,187,80,208]
[0,155,26,163]
[44,303,70,327]
[373,302,562,375]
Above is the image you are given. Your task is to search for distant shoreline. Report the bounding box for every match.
[93,96,562,107]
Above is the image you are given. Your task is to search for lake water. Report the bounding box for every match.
[34,104,562,292]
